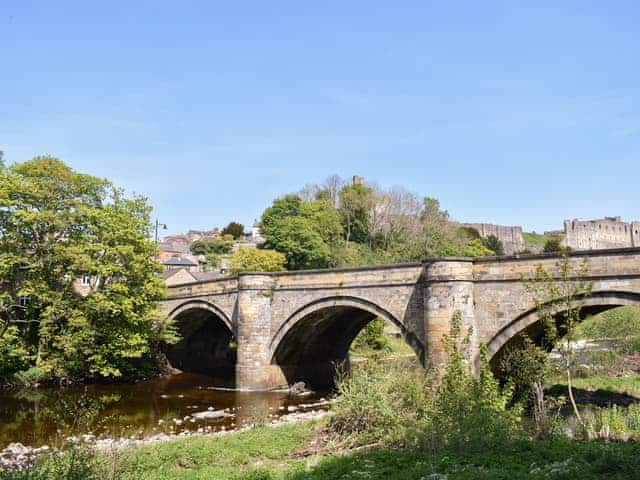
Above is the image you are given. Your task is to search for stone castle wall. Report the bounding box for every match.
[564,217,640,250]
[460,223,525,255]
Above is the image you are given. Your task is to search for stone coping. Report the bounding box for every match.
[165,247,640,289]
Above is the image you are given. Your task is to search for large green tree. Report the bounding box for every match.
[260,195,341,270]
[221,221,245,239]
[0,157,175,382]
[339,183,373,244]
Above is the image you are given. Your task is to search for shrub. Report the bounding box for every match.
[0,445,109,480]
[327,358,427,447]
[0,326,30,383]
[13,366,50,387]
[499,335,550,406]
[330,312,523,452]
[351,317,390,353]
[421,314,523,451]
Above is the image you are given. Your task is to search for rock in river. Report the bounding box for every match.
[192,410,226,420]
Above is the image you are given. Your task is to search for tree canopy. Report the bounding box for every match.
[0,157,175,383]
[259,176,495,270]
[229,248,286,274]
[221,221,245,239]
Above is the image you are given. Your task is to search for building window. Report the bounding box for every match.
[18,296,31,307]
[80,275,91,286]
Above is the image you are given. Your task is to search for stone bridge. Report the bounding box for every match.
[160,248,640,390]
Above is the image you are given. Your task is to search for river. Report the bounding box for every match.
[0,373,329,449]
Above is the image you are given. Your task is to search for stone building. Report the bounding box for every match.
[563,216,640,250]
[460,223,526,255]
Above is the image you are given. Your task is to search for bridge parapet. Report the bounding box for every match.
[158,248,640,390]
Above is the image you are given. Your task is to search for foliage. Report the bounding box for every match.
[338,183,373,244]
[351,317,390,352]
[260,176,496,269]
[0,326,30,383]
[574,306,640,345]
[190,236,234,255]
[221,221,245,239]
[260,195,341,270]
[499,335,550,406]
[461,238,495,257]
[484,234,504,256]
[524,255,592,424]
[543,236,565,253]
[580,404,640,441]
[0,157,175,383]
[330,312,521,452]
[423,313,522,451]
[229,248,286,274]
[328,358,428,446]
[0,445,109,480]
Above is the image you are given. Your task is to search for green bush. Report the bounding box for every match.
[499,335,550,406]
[422,315,523,451]
[351,317,390,353]
[0,326,30,383]
[0,446,108,480]
[580,404,640,441]
[331,312,523,452]
[328,358,427,446]
[13,366,50,387]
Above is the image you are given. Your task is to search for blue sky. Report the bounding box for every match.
[1,1,639,236]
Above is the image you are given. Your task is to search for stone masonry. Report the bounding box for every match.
[460,223,526,255]
[563,217,640,251]
[160,248,640,390]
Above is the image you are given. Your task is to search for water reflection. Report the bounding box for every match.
[0,373,328,448]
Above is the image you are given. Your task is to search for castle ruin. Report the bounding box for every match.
[563,216,640,250]
[460,223,526,255]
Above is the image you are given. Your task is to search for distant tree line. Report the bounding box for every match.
[259,175,497,270]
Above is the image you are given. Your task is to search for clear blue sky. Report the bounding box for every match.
[2,1,639,236]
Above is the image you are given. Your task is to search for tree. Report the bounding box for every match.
[261,195,341,270]
[461,238,495,258]
[339,183,373,244]
[419,197,466,257]
[190,236,234,255]
[229,248,286,274]
[543,236,564,253]
[524,255,592,424]
[0,157,175,382]
[221,221,245,239]
[484,234,504,256]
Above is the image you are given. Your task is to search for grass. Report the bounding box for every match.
[548,374,640,400]
[350,334,415,360]
[89,422,640,480]
[575,306,640,341]
[522,231,552,249]
[114,423,314,479]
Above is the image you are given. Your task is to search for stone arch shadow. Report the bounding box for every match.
[269,296,424,388]
[166,300,236,384]
[485,290,640,367]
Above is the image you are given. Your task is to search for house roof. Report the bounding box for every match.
[163,257,198,266]
[158,242,191,254]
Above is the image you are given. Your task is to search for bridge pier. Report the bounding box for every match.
[425,260,479,369]
[236,274,287,390]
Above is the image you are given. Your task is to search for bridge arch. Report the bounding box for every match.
[270,296,423,388]
[486,290,640,363]
[166,300,236,382]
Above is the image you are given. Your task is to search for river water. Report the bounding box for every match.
[0,373,329,449]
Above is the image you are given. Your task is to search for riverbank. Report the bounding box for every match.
[5,420,640,479]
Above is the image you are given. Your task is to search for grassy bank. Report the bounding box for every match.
[22,421,637,479]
